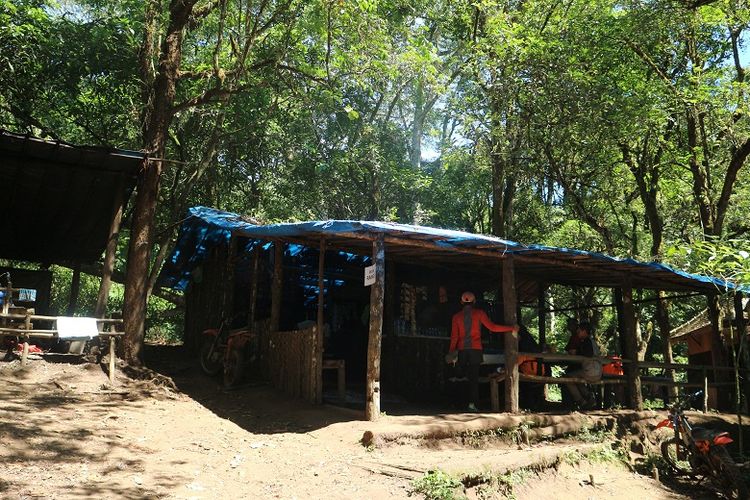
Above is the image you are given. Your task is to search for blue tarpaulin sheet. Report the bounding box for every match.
[158,206,740,293]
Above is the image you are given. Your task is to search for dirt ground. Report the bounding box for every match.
[0,345,739,499]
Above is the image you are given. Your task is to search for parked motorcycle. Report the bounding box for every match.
[199,317,258,387]
[657,390,748,499]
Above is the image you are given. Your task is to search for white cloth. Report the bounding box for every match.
[56,316,99,339]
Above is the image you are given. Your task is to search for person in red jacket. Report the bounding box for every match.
[449,291,519,412]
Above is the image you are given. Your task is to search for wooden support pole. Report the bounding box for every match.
[109,335,116,385]
[621,282,643,410]
[366,234,385,421]
[707,293,725,381]
[503,256,519,413]
[490,377,500,412]
[21,340,29,366]
[247,246,260,328]
[94,176,126,317]
[538,283,547,348]
[734,292,750,412]
[656,290,677,400]
[703,369,709,413]
[67,263,81,315]
[614,288,626,356]
[223,235,238,320]
[315,239,326,404]
[270,242,284,333]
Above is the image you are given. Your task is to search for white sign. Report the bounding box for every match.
[364,265,376,286]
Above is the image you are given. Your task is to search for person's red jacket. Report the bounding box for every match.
[449,307,515,351]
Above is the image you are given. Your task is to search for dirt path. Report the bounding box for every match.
[0,349,724,499]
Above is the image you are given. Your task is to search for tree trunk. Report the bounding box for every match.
[122,1,196,364]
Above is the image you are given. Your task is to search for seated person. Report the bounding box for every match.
[564,322,602,410]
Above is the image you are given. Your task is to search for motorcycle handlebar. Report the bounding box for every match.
[671,390,703,411]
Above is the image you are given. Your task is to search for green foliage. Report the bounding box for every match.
[3,0,750,348]
[410,469,465,500]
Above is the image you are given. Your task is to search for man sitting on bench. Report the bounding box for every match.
[565,322,602,411]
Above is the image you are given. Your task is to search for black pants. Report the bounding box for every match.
[458,349,482,405]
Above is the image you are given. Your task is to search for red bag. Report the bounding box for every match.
[602,356,624,376]
[518,355,547,376]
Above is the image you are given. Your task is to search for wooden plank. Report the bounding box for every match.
[366,234,385,421]
[519,373,627,385]
[503,256,519,413]
[621,281,643,410]
[0,314,123,323]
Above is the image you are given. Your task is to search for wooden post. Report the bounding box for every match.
[67,263,81,315]
[503,256,519,413]
[734,292,750,411]
[94,176,126,317]
[21,339,29,366]
[656,290,677,400]
[490,377,500,412]
[621,281,643,410]
[703,369,709,412]
[247,245,260,328]
[707,292,725,380]
[270,242,283,332]
[315,239,326,404]
[707,292,727,410]
[366,234,385,421]
[614,288,626,356]
[538,283,547,348]
[223,235,238,319]
[109,335,116,385]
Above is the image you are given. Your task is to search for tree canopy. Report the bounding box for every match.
[2,0,750,362]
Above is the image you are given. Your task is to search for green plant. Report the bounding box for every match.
[574,425,614,443]
[410,470,465,500]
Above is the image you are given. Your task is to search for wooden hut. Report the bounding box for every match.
[159,206,743,420]
[670,298,750,409]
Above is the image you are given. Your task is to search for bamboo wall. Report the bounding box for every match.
[268,325,320,403]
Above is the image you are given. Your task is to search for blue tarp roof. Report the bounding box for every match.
[158,206,741,293]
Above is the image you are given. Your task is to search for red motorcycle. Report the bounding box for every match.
[657,391,748,499]
[199,318,258,387]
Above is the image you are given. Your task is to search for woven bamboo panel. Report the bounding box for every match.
[268,325,319,403]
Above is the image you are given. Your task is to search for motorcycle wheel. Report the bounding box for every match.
[710,446,749,500]
[661,438,693,477]
[223,349,245,387]
[199,337,224,376]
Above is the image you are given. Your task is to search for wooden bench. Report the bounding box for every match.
[322,358,346,401]
[488,372,627,412]
[0,312,123,383]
